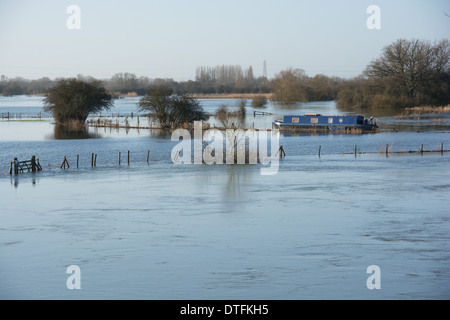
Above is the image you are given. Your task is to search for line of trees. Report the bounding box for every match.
[0,75,55,96]
[0,69,270,97]
[337,39,450,110]
[0,68,342,101]
[2,38,449,110]
[42,76,210,128]
[194,65,271,94]
[271,68,342,104]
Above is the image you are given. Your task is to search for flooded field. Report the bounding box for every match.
[1,96,449,299]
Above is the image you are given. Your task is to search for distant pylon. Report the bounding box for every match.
[263,60,267,79]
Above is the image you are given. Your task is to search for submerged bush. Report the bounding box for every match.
[44,78,114,124]
[251,96,268,108]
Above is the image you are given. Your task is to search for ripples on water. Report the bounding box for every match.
[0,97,449,300]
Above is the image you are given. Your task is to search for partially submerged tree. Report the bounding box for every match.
[365,38,450,106]
[214,99,247,129]
[251,96,268,108]
[44,78,114,125]
[272,68,308,104]
[338,38,450,110]
[138,87,208,129]
[213,100,249,162]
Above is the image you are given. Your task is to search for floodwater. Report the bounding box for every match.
[0,96,449,300]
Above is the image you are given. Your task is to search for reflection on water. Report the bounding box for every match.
[9,175,39,188]
[50,124,102,140]
[272,102,303,111]
[223,166,254,201]
[335,103,402,118]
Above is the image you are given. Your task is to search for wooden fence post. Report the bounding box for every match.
[31,156,36,173]
[14,158,19,175]
[60,156,70,169]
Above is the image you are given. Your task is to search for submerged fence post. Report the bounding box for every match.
[60,156,70,169]
[147,150,150,163]
[277,146,286,159]
[119,152,121,165]
[355,145,357,157]
[91,153,94,167]
[420,144,424,155]
[14,158,19,175]
[94,154,97,167]
[318,145,321,158]
[441,143,444,155]
[31,155,36,173]
[77,155,79,168]
[128,150,130,166]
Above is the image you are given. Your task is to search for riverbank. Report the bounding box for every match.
[190,93,273,100]
[396,105,450,119]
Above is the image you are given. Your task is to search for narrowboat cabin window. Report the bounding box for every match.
[328,118,333,124]
[292,117,299,124]
[311,118,319,124]
[339,118,343,123]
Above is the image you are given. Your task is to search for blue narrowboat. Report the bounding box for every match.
[273,114,378,132]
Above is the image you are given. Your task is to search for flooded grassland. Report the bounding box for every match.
[1,96,449,299]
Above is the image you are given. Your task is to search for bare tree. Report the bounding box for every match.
[214,99,247,129]
[365,39,450,101]
[138,87,208,129]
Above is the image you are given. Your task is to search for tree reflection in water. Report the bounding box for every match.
[53,124,102,140]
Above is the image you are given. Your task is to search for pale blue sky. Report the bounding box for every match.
[0,0,449,80]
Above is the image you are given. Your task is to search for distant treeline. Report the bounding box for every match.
[0,69,344,101]
[1,38,449,110]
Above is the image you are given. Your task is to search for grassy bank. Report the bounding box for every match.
[190,93,272,100]
[396,105,450,119]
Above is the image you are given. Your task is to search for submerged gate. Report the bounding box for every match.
[9,156,42,175]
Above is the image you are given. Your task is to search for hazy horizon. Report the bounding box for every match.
[1,0,449,81]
